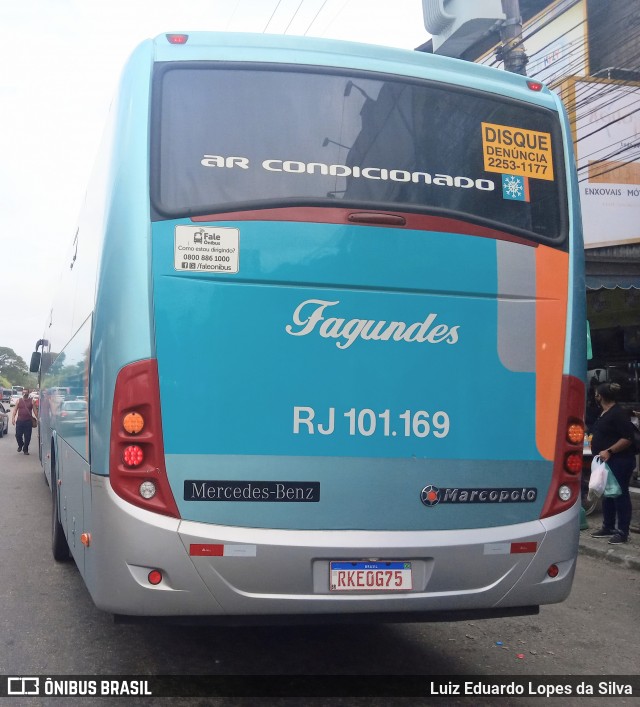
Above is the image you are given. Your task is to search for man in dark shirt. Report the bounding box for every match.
[11,389,34,455]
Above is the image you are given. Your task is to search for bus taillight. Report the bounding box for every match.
[123,445,144,467]
[123,412,144,434]
[166,33,188,44]
[566,421,584,445]
[109,360,180,518]
[564,451,582,474]
[148,570,163,585]
[540,375,585,519]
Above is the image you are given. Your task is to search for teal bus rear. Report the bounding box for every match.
[32,32,585,620]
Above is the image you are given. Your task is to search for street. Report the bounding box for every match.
[0,425,639,707]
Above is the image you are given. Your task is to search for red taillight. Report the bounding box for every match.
[123,445,144,467]
[148,570,163,585]
[166,33,188,44]
[564,451,583,474]
[527,80,543,91]
[109,360,180,518]
[540,375,585,519]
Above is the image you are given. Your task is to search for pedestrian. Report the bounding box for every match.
[589,382,636,545]
[585,377,600,430]
[11,388,34,455]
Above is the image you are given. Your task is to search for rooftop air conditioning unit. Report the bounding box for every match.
[422,0,505,57]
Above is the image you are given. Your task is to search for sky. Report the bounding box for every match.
[0,0,429,367]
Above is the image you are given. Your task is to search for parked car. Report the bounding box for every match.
[0,402,9,437]
[58,399,88,433]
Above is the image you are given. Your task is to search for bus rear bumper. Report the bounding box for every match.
[87,478,579,618]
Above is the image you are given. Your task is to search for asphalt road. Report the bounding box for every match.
[0,423,638,706]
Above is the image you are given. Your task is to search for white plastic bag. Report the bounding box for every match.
[588,455,608,499]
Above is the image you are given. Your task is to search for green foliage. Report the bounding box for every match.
[0,347,36,387]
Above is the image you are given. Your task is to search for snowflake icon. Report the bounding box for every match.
[504,176,523,198]
[501,174,527,202]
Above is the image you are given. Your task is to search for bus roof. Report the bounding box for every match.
[150,31,560,111]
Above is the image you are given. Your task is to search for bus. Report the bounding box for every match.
[30,32,586,621]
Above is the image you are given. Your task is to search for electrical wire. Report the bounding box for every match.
[263,0,285,33]
[283,0,305,34]
[315,0,352,36]
[303,0,331,36]
[482,0,640,178]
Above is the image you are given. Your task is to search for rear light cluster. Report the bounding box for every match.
[166,33,188,44]
[109,360,180,518]
[540,375,586,519]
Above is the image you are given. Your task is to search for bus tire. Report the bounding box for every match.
[51,465,70,562]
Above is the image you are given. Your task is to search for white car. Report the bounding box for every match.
[9,393,21,407]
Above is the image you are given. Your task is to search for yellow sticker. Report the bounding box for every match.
[482,122,554,181]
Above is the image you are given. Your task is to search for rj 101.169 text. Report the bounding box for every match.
[293,406,450,438]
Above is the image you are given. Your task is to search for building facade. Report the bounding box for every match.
[421,0,640,406]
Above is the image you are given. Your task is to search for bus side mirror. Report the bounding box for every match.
[30,351,41,373]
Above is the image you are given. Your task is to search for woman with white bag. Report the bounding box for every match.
[589,382,636,545]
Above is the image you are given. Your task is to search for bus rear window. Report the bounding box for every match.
[151,64,567,244]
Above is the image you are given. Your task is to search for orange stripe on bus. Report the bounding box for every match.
[536,247,569,460]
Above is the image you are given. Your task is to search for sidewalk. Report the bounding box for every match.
[578,485,640,572]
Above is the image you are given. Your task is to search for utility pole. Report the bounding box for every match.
[498,0,528,75]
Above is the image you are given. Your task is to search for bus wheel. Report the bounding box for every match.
[51,468,70,562]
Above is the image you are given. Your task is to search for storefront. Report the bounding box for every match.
[586,244,640,409]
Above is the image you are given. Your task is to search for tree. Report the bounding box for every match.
[0,347,33,386]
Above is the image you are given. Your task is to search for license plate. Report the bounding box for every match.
[329,561,412,592]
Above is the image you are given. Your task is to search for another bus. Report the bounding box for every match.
[31,32,586,620]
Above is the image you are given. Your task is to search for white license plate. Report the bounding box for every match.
[330,561,413,592]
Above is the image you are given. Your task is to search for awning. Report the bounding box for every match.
[586,274,640,289]
[585,243,640,290]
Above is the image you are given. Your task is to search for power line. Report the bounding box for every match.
[315,0,352,36]
[513,1,640,183]
[283,0,305,34]
[263,0,285,33]
[224,0,242,31]
[303,0,331,36]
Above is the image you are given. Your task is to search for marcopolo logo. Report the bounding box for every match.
[420,485,537,507]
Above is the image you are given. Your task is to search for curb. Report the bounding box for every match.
[578,534,640,572]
